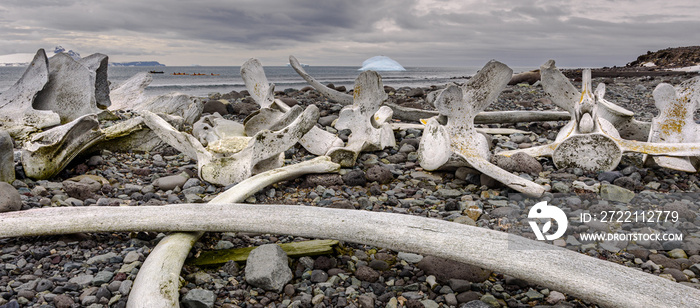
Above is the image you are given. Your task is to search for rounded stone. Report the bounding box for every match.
[355,265,380,282]
[202,100,228,115]
[553,134,622,172]
[342,170,367,186]
[0,182,22,213]
[365,165,393,184]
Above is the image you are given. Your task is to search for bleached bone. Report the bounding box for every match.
[290,55,572,125]
[327,71,396,167]
[21,114,104,179]
[596,95,651,141]
[192,113,245,147]
[643,77,700,172]
[2,205,698,308]
[499,61,700,172]
[127,156,340,308]
[91,114,185,153]
[109,72,203,124]
[418,60,545,197]
[33,52,111,123]
[241,58,343,155]
[0,49,61,139]
[289,55,354,105]
[391,123,532,136]
[388,101,572,123]
[141,105,319,186]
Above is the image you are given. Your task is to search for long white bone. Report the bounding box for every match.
[127,156,340,308]
[141,105,318,186]
[241,58,343,155]
[499,60,700,172]
[327,70,396,167]
[418,60,545,197]
[1,204,697,308]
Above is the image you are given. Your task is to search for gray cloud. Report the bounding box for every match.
[0,0,698,67]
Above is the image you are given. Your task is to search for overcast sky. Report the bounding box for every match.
[1,0,698,67]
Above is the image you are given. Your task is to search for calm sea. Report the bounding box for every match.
[0,65,536,98]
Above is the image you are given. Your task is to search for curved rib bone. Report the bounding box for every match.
[1,204,697,308]
[241,58,343,155]
[418,60,545,196]
[127,156,340,308]
[289,55,354,105]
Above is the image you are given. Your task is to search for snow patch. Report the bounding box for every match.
[359,56,406,71]
[642,62,656,67]
[668,65,700,72]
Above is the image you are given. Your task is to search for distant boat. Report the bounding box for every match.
[172,72,219,76]
[149,70,164,74]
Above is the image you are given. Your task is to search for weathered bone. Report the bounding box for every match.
[290,55,572,125]
[33,52,110,123]
[418,60,545,197]
[92,114,185,153]
[110,72,203,124]
[192,113,245,147]
[1,204,697,308]
[327,70,396,167]
[241,58,343,155]
[289,55,354,105]
[141,105,319,185]
[499,61,700,172]
[127,156,340,308]
[643,77,700,172]
[21,114,104,179]
[391,122,534,135]
[0,49,61,138]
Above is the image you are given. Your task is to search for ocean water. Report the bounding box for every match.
[0,65,536,98]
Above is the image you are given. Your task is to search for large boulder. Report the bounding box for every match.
[0,130,15,183]
[0,49,61,138]
[33,52,110,123]
[244,244,292,292]
[0,182,21,213]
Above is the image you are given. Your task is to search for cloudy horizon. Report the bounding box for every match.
[1,0,698,68]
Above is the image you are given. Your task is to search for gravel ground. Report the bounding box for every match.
[1,74,699,308]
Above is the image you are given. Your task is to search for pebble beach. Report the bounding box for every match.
[1,72,700,308]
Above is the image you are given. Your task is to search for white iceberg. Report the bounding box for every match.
[359,56,406,71]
